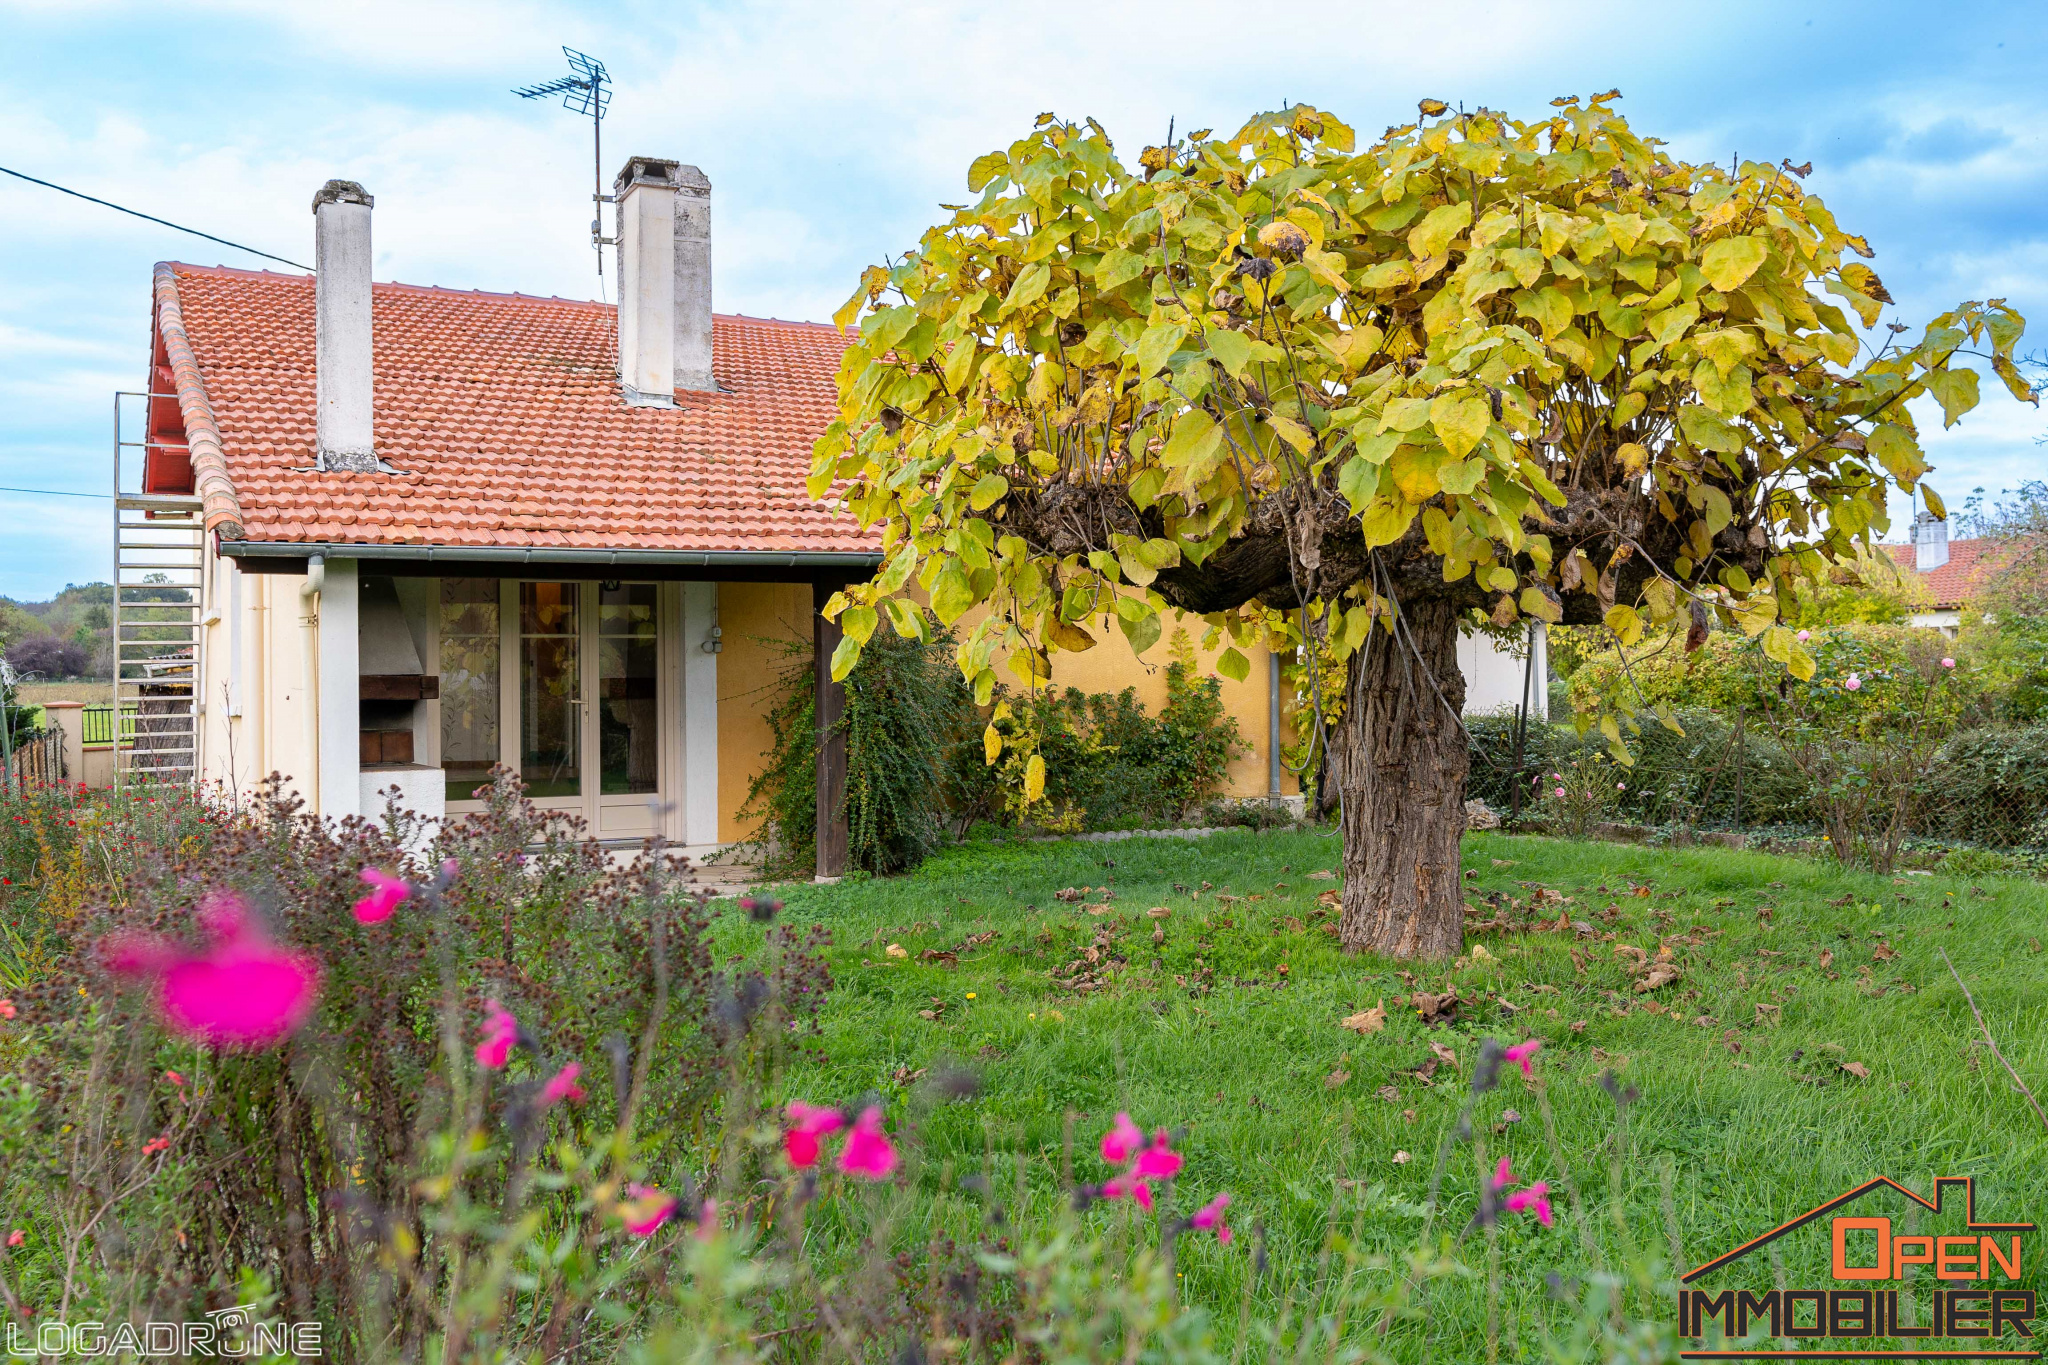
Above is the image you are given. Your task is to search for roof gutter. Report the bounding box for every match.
[153,264,247,539]
[218,540,883,570]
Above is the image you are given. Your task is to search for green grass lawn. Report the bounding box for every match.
[711,828,2048,1355]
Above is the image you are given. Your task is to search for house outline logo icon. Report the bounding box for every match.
[1677,1175,2038,1361]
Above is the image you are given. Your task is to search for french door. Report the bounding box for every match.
[513,580,665,837]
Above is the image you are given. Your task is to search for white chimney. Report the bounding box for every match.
[672,163,714,393]
[613,157,715,406]
[615,156,678,407]
[1915,510,1949,572]
[312,180,378,471]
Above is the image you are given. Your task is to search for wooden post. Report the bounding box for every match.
[813,579,849,880]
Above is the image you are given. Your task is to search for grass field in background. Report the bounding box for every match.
[713,829,2048,1352]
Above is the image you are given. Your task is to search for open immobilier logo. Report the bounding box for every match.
[1678,1176,2036,1360]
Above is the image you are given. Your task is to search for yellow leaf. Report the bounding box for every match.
[1437,458,1484,495]
[1521,586,1562,623]
[1268,414,1316,455]
[1616,442,1649,477]
[1023,754,1046,804]
[983,724,1003,764]
[1387,445,1444,501]
[830,632,863,681]
[1216,646,1251,683]
[1005,262,1052,310]
[1604,604,1644,645]
[1359,497,1417,548]
[1699,235,1769,292]
[1408,200,1474,259]
[969,472,1010,510]
[1207,327,1253,378]
[1429,391,1491,459]
[841,603,878,645]
[1868,424,1925,484]
[1788,644,1817,682]
[1047,618,1097,652]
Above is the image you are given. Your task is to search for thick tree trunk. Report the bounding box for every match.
[1332,598,1469,959]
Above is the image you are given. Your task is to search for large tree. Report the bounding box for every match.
[810,95,2032,958]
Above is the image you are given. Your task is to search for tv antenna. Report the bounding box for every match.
[514,47,613,276]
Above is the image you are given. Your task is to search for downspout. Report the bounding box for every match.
[1267,649,1283,804]
[299,555,324,808]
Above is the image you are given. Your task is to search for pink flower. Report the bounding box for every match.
[353,868,408,924]
[784,1100,845,1168]
[838,1105,898,1180]
[694,1197,720,1242]
[1190,1192,1232,1243]
[475,1000,518,1070]
[539,1062,586,1107]
[1103,1170,1155,1211]
[1797,630,1811,642]
[0,1000,14,1021]
[5,1230,21,1248]
[1942,658,1956,669]
[1554,787,1566,798]
[1134,1130,1184,1181]
[1616,782,1626,791]
[146,895,321,1051]
[1492,1157,1515,1190]
[141,1135,170,1156]
[619,1183,677,1237]
[163,1070,185,1088]
[1503,1039,1542,1076]
[1844,674,1862,691]
[1506,1181,1554,1227]
[1100,1111,1144,1164]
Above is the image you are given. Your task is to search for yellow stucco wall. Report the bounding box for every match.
[714,582,815,843]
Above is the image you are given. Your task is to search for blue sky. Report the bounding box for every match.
[2,0,2043,598]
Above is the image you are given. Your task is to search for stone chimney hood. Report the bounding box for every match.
[311,179,383,471]
[613,156,715,408]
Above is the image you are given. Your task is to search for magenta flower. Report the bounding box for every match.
[1506,1181,1554,1227]
[1103,1170,1155,1211]
[1844,674,1862,691]
[1797,629,1811,642]
[475,1000,518,1070]
[619,1183,677,1237]
[539,1062,586,1107]
[838,1105,898,1180]
[784,1100,845,1169]
[693,1196,720,1242]
[1100,1111,1144,1164]
[1503,1039,1542,1076]
[1554,787,1566,798]
[1190,1192,1233,1244]
[1492,1156,1515,1190]
[1134,1130,1184,1181]
[105,893,321,1051]
[353,868,408,925]
[1942,657,1956,669]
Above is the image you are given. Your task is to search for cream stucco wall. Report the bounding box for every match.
[714,582,815,843]
[194,545,321,809]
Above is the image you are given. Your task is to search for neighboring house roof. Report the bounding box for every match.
[1882,537,1997,610]
[145,263,874,558]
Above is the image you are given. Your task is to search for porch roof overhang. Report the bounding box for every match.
[220,538,882,582]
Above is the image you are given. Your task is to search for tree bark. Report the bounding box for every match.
[1332,597,1468,959]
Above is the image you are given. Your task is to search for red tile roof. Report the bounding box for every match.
[149,263,875,556]
[1882,538,1998,609]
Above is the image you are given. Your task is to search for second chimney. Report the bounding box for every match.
[613,157,715,407]
[312,180,377,470]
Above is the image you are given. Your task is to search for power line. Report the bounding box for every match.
[0,486,114,499]
[0,165,310,271]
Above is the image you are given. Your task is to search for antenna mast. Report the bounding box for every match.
[513,47,613,277]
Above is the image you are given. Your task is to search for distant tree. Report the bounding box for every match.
[6,634,91,680]
[814,95,2033,958]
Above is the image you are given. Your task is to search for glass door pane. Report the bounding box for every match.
[598,583,658,794]
[519,583,582,799]
[438,577,500,803]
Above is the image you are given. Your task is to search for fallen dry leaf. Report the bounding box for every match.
[1054,888,1084,902]
[1401,1108,1417,1123]
[1570,1019,1588,1033]
[1325,1070,1351,1089]
[1631,885,1653,898]
[1613,943,1648,968]
[1872,943,1898,962]
[1376,1084,1401,1103]
[1147,906,1171,920]
[1755,1002,1782,1026]
[1470,944,1496,962]
[1841,1061,1871,1079]
[1392,1150,1413,1164]
[1635,963,1681,992]
[1341,1001,1387,1035]
[1309,869,1336,881]
[1428,1040,1459,1068]
[1084,903,1111,916]
[1818,949,1834,969]
[885,943,908,960]
[1491,858,1517,867]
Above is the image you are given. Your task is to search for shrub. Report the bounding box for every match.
[5,633,91,681]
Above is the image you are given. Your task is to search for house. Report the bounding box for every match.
[1885,515,1997,635]
[117,156,1535,873]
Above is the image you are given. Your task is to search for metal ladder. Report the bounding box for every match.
[111,382,206,784]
